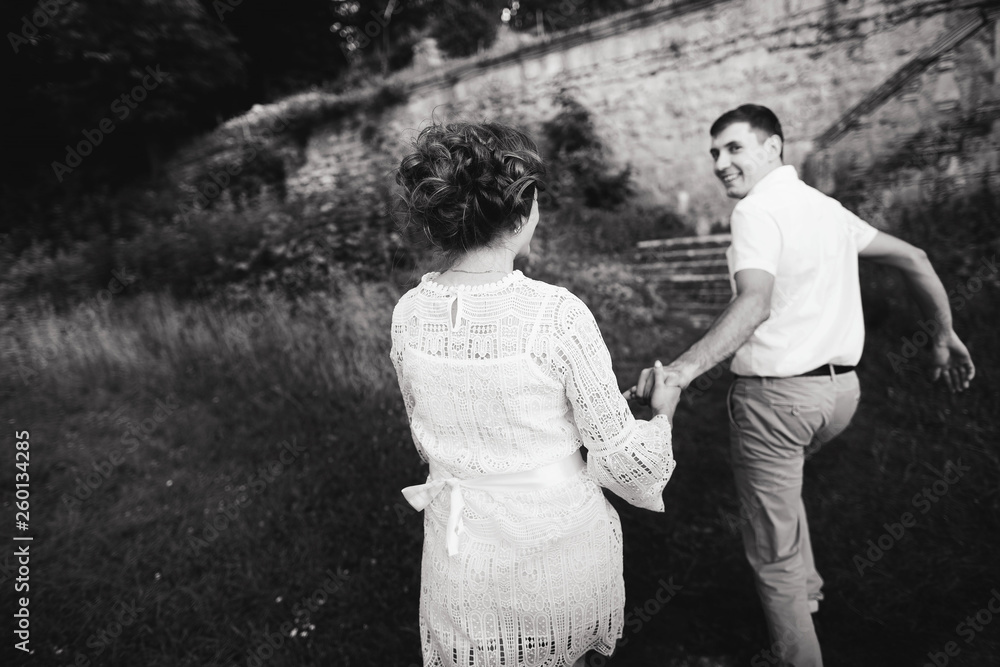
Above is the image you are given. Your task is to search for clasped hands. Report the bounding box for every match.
[622,359,692,420]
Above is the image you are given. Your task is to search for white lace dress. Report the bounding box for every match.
[390,270,675,667]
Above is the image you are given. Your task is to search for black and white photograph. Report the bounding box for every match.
[2,0,998,665]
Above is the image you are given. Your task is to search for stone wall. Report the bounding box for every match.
[213,0,1000,234]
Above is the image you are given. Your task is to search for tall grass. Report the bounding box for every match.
[4,260,998,666]
[2,284,424,667]
[3,185,998,665]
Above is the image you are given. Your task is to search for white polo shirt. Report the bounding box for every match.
[725,165,880,377]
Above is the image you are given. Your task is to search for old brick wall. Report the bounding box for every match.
[259,0,1000,233]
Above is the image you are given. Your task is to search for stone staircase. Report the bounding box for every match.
[632,233,733,326]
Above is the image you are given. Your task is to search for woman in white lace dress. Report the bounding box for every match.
[390,122,680,667]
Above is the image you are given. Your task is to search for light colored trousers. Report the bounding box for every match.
[727,371,861,667]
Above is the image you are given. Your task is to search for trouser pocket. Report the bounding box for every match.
[815,373,861,444]
[766,401,825,449]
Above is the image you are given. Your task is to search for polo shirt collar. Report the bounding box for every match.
[748,164,798,196]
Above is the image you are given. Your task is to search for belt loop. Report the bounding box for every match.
[828,363,835,381]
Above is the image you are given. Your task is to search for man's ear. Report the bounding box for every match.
[765,134,783,160]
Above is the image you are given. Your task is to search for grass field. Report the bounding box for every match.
[2,258,998,667]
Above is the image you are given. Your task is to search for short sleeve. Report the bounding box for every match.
[729,200,782,276]
[840,203,879,252]
[552,294,675,512]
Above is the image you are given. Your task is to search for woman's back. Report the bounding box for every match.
[392,270,590,478]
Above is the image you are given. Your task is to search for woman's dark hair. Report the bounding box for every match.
[395,121,547,256]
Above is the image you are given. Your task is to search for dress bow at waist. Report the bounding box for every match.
[401,451,586,556]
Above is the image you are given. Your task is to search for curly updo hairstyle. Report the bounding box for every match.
[395,121,547,258]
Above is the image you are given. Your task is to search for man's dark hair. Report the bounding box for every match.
[710,104,784,159]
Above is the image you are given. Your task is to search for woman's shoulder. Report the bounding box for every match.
[518,274,574,300]
[517,276,595,323]
[392,271,591,318]
[391,281,425,321]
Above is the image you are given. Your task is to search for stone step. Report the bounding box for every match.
[635,259,729,272]
[641,272,731,283]
[636,233,732,250]
[634,246,728,261]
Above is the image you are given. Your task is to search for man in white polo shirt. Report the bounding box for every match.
[632,104,975,666]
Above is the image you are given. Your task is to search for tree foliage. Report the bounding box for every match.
[429,0,499,58]
[541,91,632,209]
[330,0,436,75]
[0,0,658,254]
[505,0,646,35]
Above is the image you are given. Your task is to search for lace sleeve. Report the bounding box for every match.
[553,294,675,511]
[390,304,429,464]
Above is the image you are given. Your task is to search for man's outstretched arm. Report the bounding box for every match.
[634,269,774,399]
[859,231,974,392]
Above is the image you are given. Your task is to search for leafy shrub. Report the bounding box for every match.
[531,91,692,256]
[536,199,687,255]
[895,185,999,281]
[540,91,633,210]
[430,2,499,58]
[523,251,673,361]
[279,83,409,147]
[2,182,413,307]
[189,141,288,211]
[0,239,110,310]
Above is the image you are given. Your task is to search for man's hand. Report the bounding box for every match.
[860,231,973,393]
[930,329,975,392]
[623,360,683,420]
[626,268,772,406]
[626,361,696,406]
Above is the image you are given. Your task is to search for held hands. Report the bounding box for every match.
[930,329,975,392]
[623,360,683,420]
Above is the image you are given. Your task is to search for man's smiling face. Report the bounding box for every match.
[710,121,781,199]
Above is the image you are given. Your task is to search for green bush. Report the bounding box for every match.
[189,142,288,211]
[531,91,688,257]
[536,199,687,255]
[2,184,413,307]
[0,239,109,310]
[895,185,999,281]
[430,2,499,58]
[540,91,633,211]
